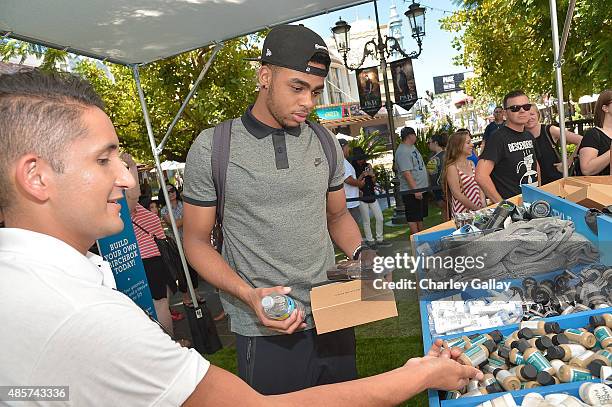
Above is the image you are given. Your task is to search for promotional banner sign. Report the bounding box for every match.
[315,105,344,121]
[390,57,418,111]
[356,66,382,117]
[433,72,465,94]
[97,196,156,318]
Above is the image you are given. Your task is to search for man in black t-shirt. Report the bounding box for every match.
[476,90,541,202]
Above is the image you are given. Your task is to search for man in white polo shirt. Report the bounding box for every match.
[0,67,480,407]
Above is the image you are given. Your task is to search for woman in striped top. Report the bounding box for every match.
[443,131,486,215]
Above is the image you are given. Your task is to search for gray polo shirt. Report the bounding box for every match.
[183,108,345,336]
[396,143,429,192]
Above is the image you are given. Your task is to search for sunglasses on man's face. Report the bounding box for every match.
[506,104,532,113]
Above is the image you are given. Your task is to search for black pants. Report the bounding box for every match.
[236,328,357,395]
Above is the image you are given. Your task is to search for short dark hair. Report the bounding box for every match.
[0,69,105,210]
[400,126,416,141]
[431,133,447,148]
[503,90,526,108]
[494,105,503,112]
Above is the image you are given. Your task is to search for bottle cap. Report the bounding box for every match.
[587,360,606,377]
[489,330,503,343]
[546,346,565,361]
[552,333,569,346]
[261,296,274,308]
[497,346,511,360]
[482,340,496,354]
[536,371,555,386]
[468,333,481,340]
[516,339,530,354]
[545,322,561,334]
[518,327,535,340]
[535,336,553,351]
[485,383,503,394]
[590,315,606,328]
[521,364,538,380]
[492,368,501,377]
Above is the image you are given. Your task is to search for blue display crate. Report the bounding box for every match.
[414,185,612,407]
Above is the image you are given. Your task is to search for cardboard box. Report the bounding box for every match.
[310,279,398,334]
[539,176,612,209]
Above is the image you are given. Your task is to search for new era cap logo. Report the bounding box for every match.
[266,49,272,56]
[314,44,328,51]
[306,67,311,72]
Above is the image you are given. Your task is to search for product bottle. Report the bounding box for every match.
[480,373,498,387]
[569,350,595,368]
[587,359,608,378]
[517,341,555,374]
[443,336,467,349]
[465,330,503,349]
[545,344,587,362]
[460,388,488,397]
[546,333,570,346]
[458,340,495,367]
[558,365,594,382]
[591,349,612,366]
[520,321,561,335]
[528,336,553,352]
[508,364,537,381]
[590,313,612,329]
[563,328,597,348]
[445,390,461,400]
[520,381,541,389]
[549,359,565,376]
[593,325,612,348]
[516,327,535,340]
[535,371,556,386]
[579,382,612,406]
[261,294,304,321]
[493,368,521,391]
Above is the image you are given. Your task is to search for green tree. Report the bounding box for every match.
[1,35,263,162]
[441,0,611,101]
[348,128,388,160]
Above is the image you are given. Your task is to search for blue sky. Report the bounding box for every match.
[297,0,470,97]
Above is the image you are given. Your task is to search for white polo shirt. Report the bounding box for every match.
[0,228,209,406]
[343,159,360,209]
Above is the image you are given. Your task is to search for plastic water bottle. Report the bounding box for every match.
[261,294,304,321]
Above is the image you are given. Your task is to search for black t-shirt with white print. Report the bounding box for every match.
[480,126,541,199]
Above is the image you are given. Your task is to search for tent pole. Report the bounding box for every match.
[549,0,568,177]
[558,0,576,66]
[132,64,201,310]
[157,43,224,154]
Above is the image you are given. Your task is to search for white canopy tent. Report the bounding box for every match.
[1,0,374,311]
[1,0,578,307]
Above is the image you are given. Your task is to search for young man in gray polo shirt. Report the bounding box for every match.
[182,25,365,394]
[396,126,429,234]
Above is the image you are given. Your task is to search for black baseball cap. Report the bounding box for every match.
[247,25,330,77]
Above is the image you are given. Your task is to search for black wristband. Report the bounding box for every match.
[352,245,364,261]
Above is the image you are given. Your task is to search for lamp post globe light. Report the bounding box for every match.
[331,0,426,223]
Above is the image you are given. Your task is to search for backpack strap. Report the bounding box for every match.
[306,120,337,187]
[211,119,233,252]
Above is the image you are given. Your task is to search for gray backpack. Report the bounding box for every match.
[210,118,338,252]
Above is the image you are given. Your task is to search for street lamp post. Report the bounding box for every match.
[331,0,426,223]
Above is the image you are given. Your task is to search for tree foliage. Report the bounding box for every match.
[441,0,611,101]
[1,35,263,162]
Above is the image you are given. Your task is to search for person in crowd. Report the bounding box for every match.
[579,89,612,176]
[158,184,203,306]
[0,69,481,406]
[426,133,448,221]
[525,104,582,184]
[481,105,505,151]
[147,198,160,216]
[340,138,365,225]
[352,147,391,248]
[444,131,486,215]
[396,126,429,234]
[476,90,541,202]
[182,25,365,394]
[126,155,178,335]
[458,128,479,167]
